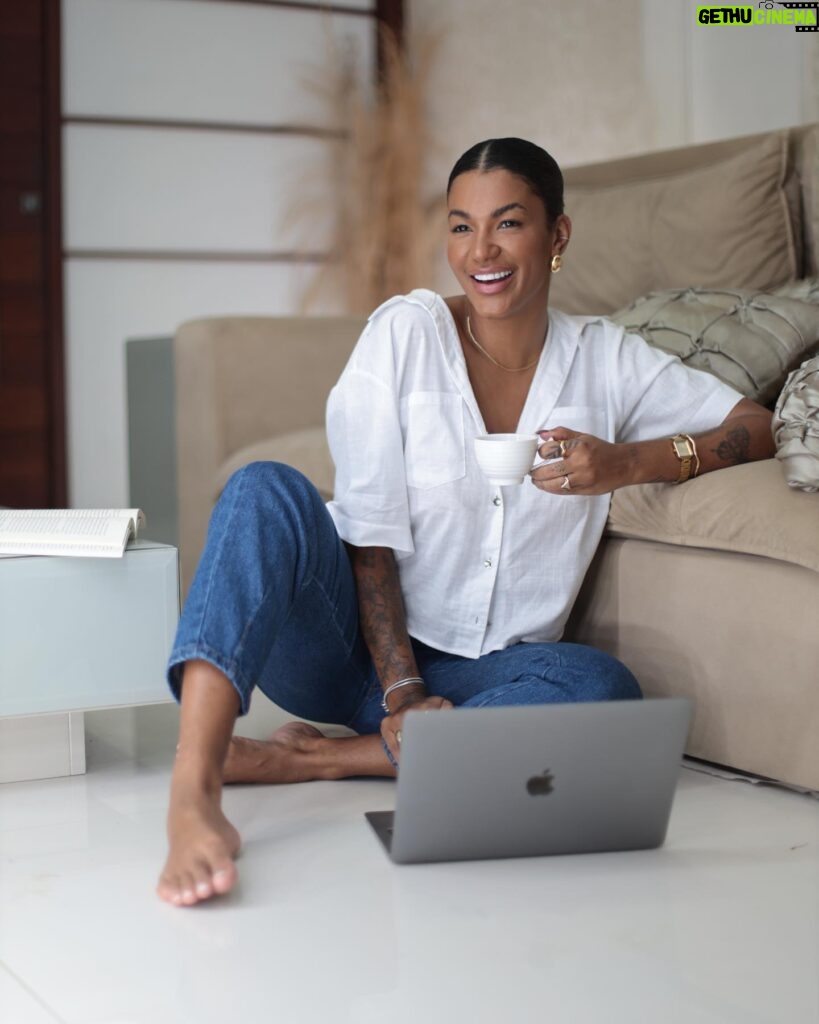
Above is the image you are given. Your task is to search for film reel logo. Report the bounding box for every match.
[761,2,819,30]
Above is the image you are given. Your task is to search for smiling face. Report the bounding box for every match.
[447,168,570,321]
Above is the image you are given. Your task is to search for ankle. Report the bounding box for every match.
[171,748,224,797]
[308,736,344,781]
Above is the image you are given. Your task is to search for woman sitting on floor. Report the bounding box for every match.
[157,137,774,907]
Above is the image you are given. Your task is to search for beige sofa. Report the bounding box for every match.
[159,126,819,791]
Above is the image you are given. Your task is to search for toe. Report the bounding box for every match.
[190,858,215,900]
[157,872,182,905]
[211,861,237,894]
[179,872,199,905]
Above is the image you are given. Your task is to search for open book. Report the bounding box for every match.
[0,509,146,558]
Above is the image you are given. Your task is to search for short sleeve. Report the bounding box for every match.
[325,348,415,555]
[610,328,743,442]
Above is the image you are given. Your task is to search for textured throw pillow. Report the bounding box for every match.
[610,286,819,405]
[551,132,798,315]
[772,355,819,492]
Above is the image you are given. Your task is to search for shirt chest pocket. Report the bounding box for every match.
[403,392,466,490]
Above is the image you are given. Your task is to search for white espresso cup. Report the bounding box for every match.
[473,433,540,486]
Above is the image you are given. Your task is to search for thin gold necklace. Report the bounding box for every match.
[466,315,543,373]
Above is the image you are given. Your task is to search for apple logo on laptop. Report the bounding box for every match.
[526,769,554,796]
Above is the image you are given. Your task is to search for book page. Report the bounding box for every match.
[0,509,146,558]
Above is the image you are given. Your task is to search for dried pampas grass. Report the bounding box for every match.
[297,26,444,315]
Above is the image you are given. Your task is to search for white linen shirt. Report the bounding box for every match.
[325,289,741,658]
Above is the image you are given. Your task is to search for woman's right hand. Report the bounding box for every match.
[381,693,453,765]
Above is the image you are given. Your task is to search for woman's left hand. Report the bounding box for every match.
[531,427,635,495]
[381,693,453,765]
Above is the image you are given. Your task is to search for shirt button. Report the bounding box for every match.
[493,495,502,506]
[483,559,492,568]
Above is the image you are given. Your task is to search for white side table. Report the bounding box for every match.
[0,540,179,783]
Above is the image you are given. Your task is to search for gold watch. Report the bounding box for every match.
[670,433,699,484]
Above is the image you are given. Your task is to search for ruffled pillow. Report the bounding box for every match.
[773,355,819,492]
[773,277,819,304]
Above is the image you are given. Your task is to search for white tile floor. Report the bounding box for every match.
[1,703,818,1024]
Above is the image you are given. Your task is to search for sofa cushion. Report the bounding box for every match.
[551,132,798,314]
[214,428,335,501]
[607,460,819,574]
[773,355,819,492]
[610,286,819,405]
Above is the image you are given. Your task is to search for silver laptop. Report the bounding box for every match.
[366,698,691,864]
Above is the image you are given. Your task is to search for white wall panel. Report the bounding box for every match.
[64,125,335,251]
[640,0,813,149]
[65,258,342,509]
[61,0,377,512]
[804,43,819,124]
[63,0,374,125]
[413,0,654,206]
[687,13,809,143]
[641,0,690,148]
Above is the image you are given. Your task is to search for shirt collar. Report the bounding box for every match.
[406,289,584,435]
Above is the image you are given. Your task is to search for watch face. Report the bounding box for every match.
[673,438,693,458]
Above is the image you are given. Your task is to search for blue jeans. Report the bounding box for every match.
[167,463,641,739]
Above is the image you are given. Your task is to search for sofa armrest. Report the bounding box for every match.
[173,315,364,595]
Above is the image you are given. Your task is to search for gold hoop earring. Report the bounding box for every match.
[551,254,563,274]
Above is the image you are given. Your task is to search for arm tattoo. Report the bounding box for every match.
[623,443,666,485]
[713,425,751,465]
[348,546,418,684]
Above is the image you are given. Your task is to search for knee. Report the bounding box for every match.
[216,462,327,541]
[562,644,642,702]
[599,657,642,702]
[222,461,322,512]
[224,459,305,493]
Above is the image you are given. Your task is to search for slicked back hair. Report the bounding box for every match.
[447,138,564,226]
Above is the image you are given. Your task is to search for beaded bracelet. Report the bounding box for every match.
[381,676,425,713]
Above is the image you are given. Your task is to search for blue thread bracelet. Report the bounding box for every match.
[381,737,399,770]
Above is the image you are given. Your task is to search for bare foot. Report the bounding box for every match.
[157,789,241,908]
[223,722,325,784]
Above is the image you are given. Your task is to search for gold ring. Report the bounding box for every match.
[396,730,402,745]
[561,475,571,490]
[559,440,568,457]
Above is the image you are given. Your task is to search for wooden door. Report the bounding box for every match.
[0,0,65,508]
